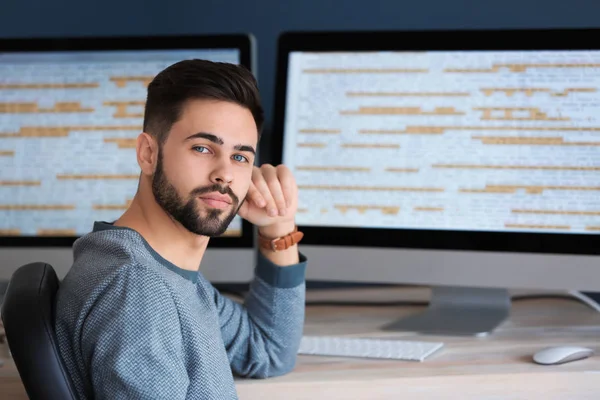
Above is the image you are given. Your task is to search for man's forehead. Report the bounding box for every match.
[173,99,258,143]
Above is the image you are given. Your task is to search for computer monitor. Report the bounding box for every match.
[0,34,257,282]
[272,28,600,335]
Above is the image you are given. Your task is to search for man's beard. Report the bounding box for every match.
[151,153,243,237]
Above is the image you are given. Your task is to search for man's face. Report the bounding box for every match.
[151,99,258,237]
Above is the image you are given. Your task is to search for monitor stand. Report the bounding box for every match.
[382,286,510,336]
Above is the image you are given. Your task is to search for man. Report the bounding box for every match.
[55,59,307,399]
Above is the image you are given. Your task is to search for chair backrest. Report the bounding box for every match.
[1,262,78,400]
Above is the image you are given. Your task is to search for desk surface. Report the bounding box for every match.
[235,287,600,399]
[2,287,600,399]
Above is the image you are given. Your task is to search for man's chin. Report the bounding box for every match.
[201,228,230,238]
[188,219,232,238]
[185,228,226,238]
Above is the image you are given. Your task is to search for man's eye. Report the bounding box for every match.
[192,146,210,153]
[232,154,248,163]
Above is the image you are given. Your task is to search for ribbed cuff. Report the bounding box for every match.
[255,251,307,289]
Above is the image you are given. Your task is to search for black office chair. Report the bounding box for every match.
[1,262,78,400]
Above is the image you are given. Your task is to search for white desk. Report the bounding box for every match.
[236,287,600,399]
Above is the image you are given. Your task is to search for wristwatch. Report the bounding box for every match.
[258,225,304,252]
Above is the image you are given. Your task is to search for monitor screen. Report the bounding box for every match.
[0,45,247,242]
[282,49,600,236]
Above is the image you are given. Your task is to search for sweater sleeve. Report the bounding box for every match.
[80,266,190,399]
[211,251,307,379]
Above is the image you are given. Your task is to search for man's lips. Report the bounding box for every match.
[198,193,232,209]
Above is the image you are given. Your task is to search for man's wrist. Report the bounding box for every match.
[258,220,296,239]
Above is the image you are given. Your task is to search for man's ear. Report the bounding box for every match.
[136,132,159,176]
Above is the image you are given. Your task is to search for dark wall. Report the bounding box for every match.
[2,0,599,136]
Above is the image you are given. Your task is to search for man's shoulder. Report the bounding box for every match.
[72,222,142,263]
[68,229,140,277]
[57,228,163,303]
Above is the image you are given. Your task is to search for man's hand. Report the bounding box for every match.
[238,164,300,265]
[238,164,298,231]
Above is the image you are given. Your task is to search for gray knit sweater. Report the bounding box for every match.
[55,221,307,399]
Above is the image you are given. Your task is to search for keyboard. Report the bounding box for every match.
[298,335,444,362]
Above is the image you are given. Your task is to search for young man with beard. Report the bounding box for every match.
[54,59,307,399]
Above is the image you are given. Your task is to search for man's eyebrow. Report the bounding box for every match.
[234,144,256,155]
[185,132,256,155]
[184,132,224,145]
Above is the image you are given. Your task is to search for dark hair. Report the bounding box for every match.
[142,59,264,145]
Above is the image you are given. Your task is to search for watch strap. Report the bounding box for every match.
[258,226,304,252]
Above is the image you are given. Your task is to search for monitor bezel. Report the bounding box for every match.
[271,28,600,255]
[0,33,255,248]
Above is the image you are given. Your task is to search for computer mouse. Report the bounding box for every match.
[532,346,594,365]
